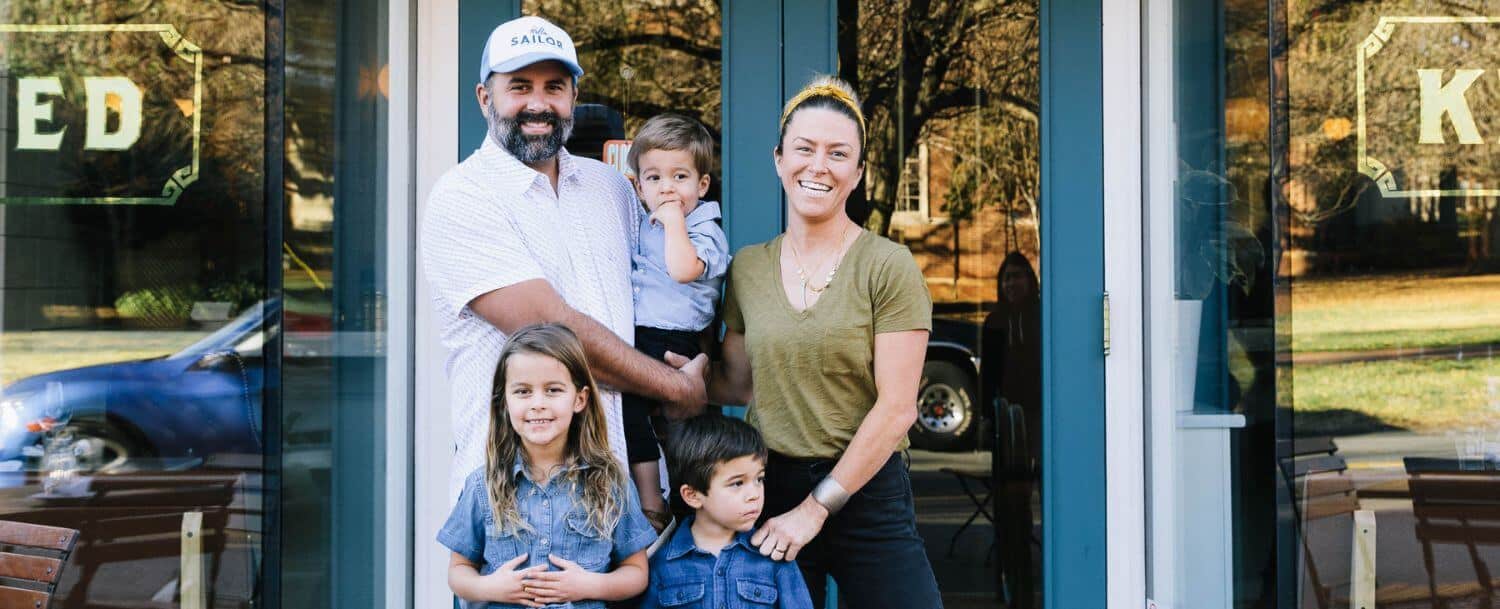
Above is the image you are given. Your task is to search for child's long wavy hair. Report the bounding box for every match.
[486,323,626,537]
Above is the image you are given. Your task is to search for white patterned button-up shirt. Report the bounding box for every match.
[421,136,639,503]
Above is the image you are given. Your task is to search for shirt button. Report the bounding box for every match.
[529,489,537,496]
[541,539,549,546]
[542,499,549,507]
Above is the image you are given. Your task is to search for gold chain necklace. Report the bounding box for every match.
[787,223,853,307]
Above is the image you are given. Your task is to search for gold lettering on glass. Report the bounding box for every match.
[17,77,66,151]
[1356,16,1500,198]
[1417,69,1485,145]
[0,24,203,205]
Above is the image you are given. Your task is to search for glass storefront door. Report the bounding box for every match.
[1154,0,1500,607]
[0,3,393,607]
[836,2,1044,607]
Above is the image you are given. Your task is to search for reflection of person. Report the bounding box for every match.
[640,415,815,609]
[439,324,656,608]
[421,15,708,506]
[702,76,943,608]
[981,251,1040,609]
[621,114,731,532]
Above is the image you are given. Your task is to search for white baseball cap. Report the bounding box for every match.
[478,16,584,85]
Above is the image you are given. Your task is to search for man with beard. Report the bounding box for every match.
[421,16,709,509]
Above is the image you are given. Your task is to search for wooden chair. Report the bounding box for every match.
[1404,458,1500,609]
[0,520,79,609]
[1280,436,1365,609]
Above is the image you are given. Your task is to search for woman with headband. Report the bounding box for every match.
[697,75,943,607]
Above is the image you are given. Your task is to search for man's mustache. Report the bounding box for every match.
[509,110,561,130]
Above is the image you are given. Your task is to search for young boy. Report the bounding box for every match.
[640,415,814,609]
[623,114,730,531]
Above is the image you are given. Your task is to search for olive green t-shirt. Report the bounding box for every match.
[723,230,932,458]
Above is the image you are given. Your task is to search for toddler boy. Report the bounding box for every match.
[640,415,814,609]
[624,114,729,530]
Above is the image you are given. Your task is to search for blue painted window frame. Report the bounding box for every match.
[1038,0,1107,607]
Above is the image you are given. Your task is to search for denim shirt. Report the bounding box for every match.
[438,462,657,609]
[640,515,814,609]
[631,200,730,332]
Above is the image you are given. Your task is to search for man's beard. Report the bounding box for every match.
[486,105,574,164]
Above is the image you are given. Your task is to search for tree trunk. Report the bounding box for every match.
[838,0,873,227]
[865,205,892,239]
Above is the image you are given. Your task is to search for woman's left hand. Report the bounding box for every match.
[752,496,829,561]
[521,555,599,605]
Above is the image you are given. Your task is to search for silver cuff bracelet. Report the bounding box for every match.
[811,477,850,515]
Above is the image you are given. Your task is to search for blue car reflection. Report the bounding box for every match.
[0,301,272,484]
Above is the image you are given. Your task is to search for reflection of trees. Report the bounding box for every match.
[523,1,722,150]
[0,1,267,314]
[840,0,1039,237]
[1287,1,1500,271]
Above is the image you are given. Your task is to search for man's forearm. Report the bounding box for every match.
[560,307,686,402]
[470,279,704,415]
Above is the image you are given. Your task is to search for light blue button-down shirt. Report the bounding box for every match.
[632,201,730,331]
[438,462,657,609]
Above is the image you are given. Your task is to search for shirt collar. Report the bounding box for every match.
[685,200,722,225]
[662,515,758,560]
[477,135,581,195]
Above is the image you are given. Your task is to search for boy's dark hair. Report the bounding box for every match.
[627,113,715,176]
[667,414,768,494]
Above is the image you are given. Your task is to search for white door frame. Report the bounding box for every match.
[1102,0,1148,608]
[413,0,462,607]
[385,0,418,607]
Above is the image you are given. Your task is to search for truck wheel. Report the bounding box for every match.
[909,360,978,452]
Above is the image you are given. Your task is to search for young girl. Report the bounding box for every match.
[439,323,656,608]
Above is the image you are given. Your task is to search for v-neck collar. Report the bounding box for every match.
[772,229,867,318]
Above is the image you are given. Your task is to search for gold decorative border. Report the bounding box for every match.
[1357,16,1500,198]
[0,24,201,205]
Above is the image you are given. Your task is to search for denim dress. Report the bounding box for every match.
[438,463,657,609]
[640,515,814,609]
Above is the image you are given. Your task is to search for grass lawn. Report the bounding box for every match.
[1246,270,1500,435]
[1291,272,1500,353]
[1292,357,1500,434]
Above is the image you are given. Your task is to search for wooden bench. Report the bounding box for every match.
[0,520,79,609]
[1404,457,1500,609]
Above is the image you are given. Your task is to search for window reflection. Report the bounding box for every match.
[0,2,269,607]
[523,0,722,198]
[841,1,1040,607]
[0,1,389,607]
[1172,0,1500,606]
[1282,3,1500,608]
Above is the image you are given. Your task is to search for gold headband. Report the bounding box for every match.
[779,83,867,137]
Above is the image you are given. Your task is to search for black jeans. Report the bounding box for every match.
[621,326,701,463]
[762,452,944,609]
